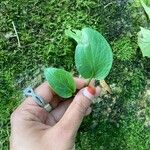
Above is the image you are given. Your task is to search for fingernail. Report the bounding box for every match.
[82,86,96,100]
[87,86,96,95]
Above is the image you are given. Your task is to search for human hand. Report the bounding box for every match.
[10,78,100,150]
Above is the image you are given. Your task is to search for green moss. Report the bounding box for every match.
[112,36,137,61]
[0,70,21,149]
[76,114,150,150]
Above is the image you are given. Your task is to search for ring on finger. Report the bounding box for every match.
[23,87,53,112]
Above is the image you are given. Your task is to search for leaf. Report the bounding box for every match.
[140,0,150,20]
[138,27,150,57]
[100,80,112,94]
[65,29,82,43]
[44,68,76,98]
[65,27,113,80]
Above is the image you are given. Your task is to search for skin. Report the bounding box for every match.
[10,78,101,150]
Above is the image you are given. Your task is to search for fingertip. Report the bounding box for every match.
[81,87,95,101]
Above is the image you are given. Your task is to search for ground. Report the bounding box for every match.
[0,0,150,149]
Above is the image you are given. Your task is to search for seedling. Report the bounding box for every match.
[44,28,113,98]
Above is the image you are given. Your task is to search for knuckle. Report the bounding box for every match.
[74,100,88,115]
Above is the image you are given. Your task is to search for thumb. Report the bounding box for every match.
[57,86,101,135]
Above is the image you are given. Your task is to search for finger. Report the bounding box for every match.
[46,100,72,126]
[85,107,92,116]
[35,82,54,103]
[24,82,61,108]
[57,86,101,135]
[12,79,86,126]
[13,82,61,124]
[74,77,86,89]
[46,101,92,126]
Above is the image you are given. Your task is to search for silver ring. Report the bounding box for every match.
[23,87,53,112]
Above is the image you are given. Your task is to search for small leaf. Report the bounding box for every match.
[140,0,150,20]
[44,68,76,98]
[66,27,113,80]
[138,27,150,57]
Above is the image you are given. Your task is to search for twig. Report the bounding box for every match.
[12,21,21,47]
[104,2,115,9]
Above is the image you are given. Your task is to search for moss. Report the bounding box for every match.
[0,70,21,149]
[112,36,137,61]
[76,114,150,150]
[120,118,150,150]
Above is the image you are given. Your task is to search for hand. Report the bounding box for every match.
[10,78,100,150]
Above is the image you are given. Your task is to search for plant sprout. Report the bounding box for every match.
[44,28,113,98]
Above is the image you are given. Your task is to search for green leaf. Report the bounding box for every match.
[65,27,113,80]
[44,68,76,98]
[138,27,150,57]
[140,0,150,20]
[65,29,82,43]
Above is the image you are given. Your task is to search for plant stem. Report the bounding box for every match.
[86,77,93,86]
